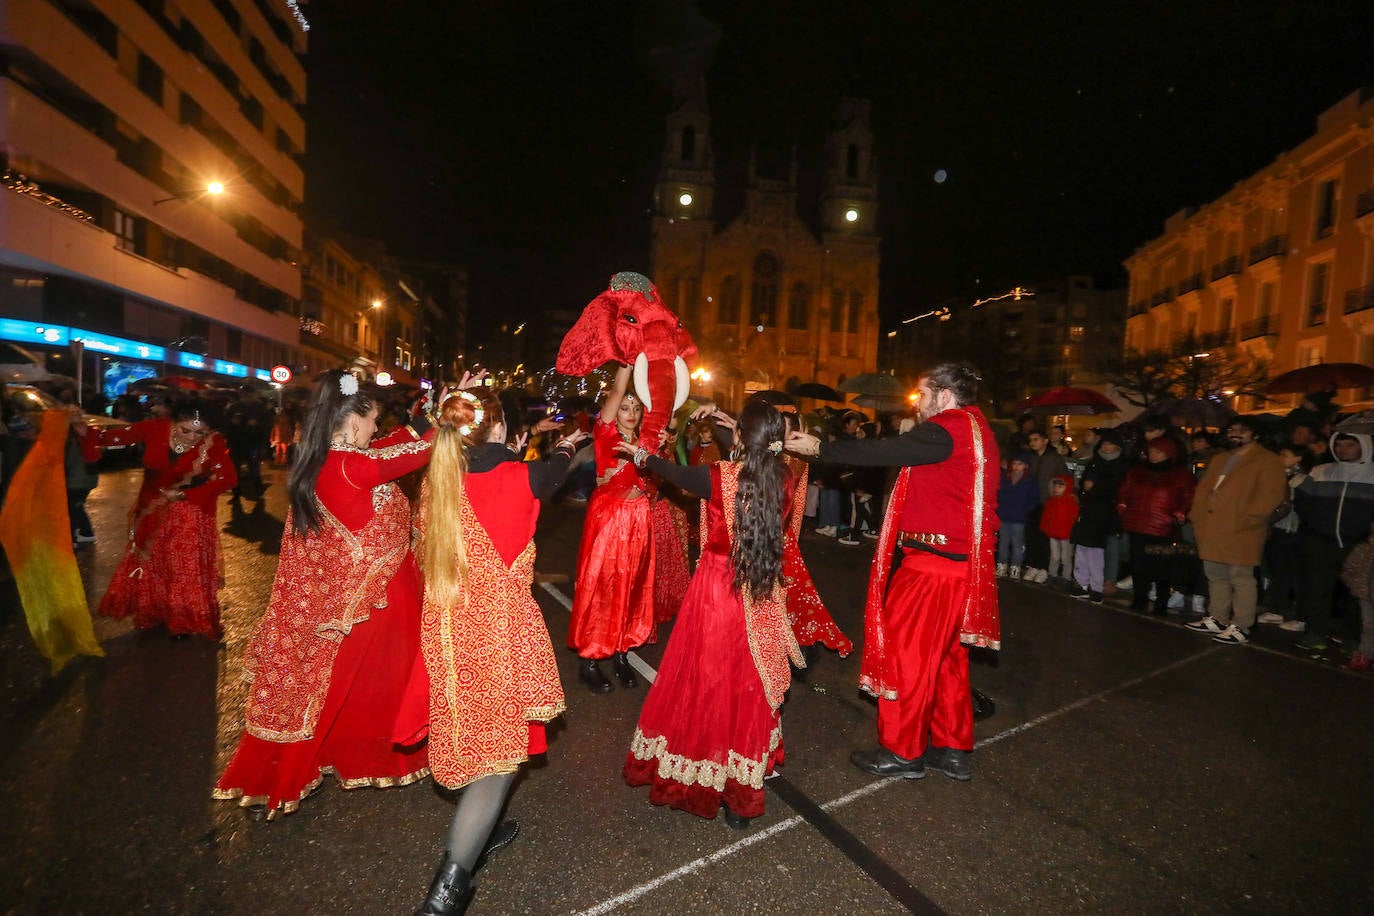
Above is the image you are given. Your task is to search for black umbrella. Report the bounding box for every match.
[788,382,843,401]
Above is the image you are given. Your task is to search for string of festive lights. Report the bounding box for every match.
[282,0,309,32]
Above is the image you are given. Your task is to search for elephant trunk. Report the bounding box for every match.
[635,354,678,451]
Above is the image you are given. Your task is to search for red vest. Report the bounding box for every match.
[896,408,1001,557]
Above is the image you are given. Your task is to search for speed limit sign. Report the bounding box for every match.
[270,365,292,384]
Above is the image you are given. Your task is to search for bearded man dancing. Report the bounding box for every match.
[786,362,1000,780]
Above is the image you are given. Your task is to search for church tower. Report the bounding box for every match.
[653,79,715,224]
[821,98,879,238]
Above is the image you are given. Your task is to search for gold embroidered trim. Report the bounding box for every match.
[628,723,782,791]
[211,765,430,820]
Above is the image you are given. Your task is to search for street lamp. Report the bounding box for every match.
[153,182,225,206]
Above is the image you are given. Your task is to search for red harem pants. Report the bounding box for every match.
[877,549,974,759]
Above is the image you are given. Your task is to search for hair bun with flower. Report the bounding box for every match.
[339,373,359,397]
[440,389,486,438]
[767,440,783,454]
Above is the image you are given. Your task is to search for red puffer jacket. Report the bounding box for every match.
[1117,460,1195,536]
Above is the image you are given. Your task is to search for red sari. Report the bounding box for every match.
[624,462,803,820]
[782,460,852,656]
[214,427,432,816]
[568,418,655,657]
[407,458,566,789]
[99,420,236,638]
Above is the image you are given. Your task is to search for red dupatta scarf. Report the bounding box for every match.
[858,407,1000,701]
[242,483,411,742]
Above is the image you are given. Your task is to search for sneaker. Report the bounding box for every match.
[838,534,862,546]
[1185,616,1224,634]
[1088,591,1104,605]
[1068,584,1089,599]
[1008,566,1023,579]
[1294,635,1328,653]
[73,531,97,543]
[1256,612,1284,625]
[814,526,837,538]
[995,563,1008,578]
[1341,652,1372,672]
[1212,624,1249,645]
[1278,619,1306,633]
[862,529,880,540]
[1116,576,1133,590]
[1167,591,1185,610]
[1033,569,1050,584]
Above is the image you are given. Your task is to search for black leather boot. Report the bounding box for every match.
[578,659,612,694]
[612,652,639,687]
[415,853,473,916]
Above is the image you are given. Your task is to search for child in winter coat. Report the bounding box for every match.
[1040,474,1079,586]
[997,452,1040,577]
[1338,521,1374,672]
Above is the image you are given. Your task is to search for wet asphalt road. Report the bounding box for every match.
[2,464,1373,915]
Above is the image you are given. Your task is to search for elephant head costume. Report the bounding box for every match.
[556,272,698,450]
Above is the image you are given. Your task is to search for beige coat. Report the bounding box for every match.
[1189,444,1287,566]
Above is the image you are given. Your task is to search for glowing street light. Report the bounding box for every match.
[690,367,712,384]
[206,181,225,196]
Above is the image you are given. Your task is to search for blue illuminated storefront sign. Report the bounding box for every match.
[174,351,207,370]
[70,328,165,362]
[214,359,249,378]
[254,368,272,382]
[0,319,69,346]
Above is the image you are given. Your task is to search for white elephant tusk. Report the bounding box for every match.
[673,356,690,413]
[632,352,652,413]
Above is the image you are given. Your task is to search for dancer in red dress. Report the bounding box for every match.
[787,362,999,782]
[567,364,655,692]
[98,402,236,639]
[623,402,803,829]
[214,371,434,817]
[410,389,587,915]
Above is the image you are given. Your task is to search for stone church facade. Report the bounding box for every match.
[649,90,881,408]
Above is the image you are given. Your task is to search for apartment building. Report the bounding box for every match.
[1124,89,1374,410]
[0,0,308,394]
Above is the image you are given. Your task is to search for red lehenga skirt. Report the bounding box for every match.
[568,489,655,657]
[213,554,429,815]
[624,551,783,820]
[100,501,223,639]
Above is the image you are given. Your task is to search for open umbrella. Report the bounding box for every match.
[1147,397,1236,429]
[1336,408,1374,436]
[850,393,910,412]
[1267,362,1374,395]
[789,381,843,401]
[837,372,910,397]
[1014,386,1118,415]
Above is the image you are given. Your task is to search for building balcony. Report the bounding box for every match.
[1178,272,1204,296]
[1150,287,1175,308]
[1239,314,1279,340]
[1357,188,1374,218]
[1249,234,1287,266]
[1210,256,1241,282]
[1194,329,1235,350]
[1345,284,1374,315]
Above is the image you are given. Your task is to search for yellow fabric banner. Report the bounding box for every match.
[0,410,104,672]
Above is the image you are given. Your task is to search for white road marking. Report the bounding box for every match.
[573,645,1220,914]
[538,582,656,684]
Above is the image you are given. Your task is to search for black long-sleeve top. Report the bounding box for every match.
[644,456,712,499]
[466,441,576,500]
[817,423,954,468]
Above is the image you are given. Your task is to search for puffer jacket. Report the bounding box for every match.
[1117,457,1195,537]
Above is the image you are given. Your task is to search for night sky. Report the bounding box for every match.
[305,1,1374,336]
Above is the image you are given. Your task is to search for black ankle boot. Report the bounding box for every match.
[578,659,612,694]
[612,652,638,687]
[416,853,473,916]
[720,801,751,830]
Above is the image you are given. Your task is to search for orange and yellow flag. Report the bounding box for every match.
[0,410,103,672]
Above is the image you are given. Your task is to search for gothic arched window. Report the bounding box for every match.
[681,126,696,163]
[830,288,844,332]
[787,282,810,330]
[848,290,863,333]
[718,275,741,324]
[846,144,860,179]
[751,252,778,326]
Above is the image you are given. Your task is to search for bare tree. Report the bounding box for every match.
[1099,333,1268,409]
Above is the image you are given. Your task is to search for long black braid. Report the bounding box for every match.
[288,370,377,536]
[730,402,789,596]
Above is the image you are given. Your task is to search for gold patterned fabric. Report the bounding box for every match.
[241,486,411,742]
[420,485,566,789]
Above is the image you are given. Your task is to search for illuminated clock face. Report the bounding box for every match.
[679,192,694,206]
[844,208,859,223]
